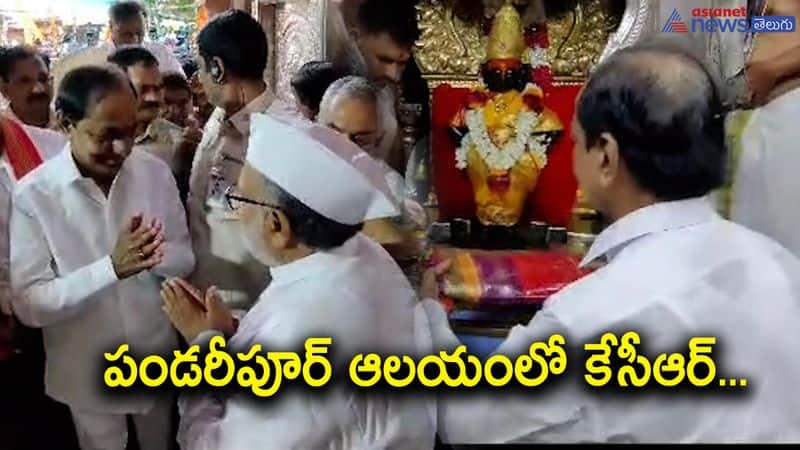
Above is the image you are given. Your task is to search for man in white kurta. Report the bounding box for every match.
[11,146,195,449]
[161,114,435,449]
[420,44,800,444]
[10,66,194,450]
[12,148,195,449]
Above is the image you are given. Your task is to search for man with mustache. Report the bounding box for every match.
[161,114,435,450]
[0,46,56,130]
[11,65,193,450]
[109,46,198,196]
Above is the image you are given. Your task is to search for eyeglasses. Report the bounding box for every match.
[224,186,281,212]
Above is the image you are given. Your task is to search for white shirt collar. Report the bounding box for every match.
[269,234,361,287]
[50,146,85,187]
[580,197,718,268]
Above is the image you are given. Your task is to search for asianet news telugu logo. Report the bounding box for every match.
[662,7,795,33]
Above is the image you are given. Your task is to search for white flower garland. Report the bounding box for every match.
[523,46,551,69]
[455,108,549,172]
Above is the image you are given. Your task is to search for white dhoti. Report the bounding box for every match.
[729,86,800,257]
[70,395,174,450]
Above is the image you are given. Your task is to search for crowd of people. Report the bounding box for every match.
[2,0,800,448]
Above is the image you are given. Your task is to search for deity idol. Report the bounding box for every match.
[449,1,562,227]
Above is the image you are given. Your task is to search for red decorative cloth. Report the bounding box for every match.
[525,23,554,90]
[431,83,581,227]
[1,116,45,180]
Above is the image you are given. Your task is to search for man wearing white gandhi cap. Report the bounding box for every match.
[160,113,436,450]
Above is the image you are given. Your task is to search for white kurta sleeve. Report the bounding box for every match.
[422,299,592,444]
[10,198,119,328]
[152,167,195,279]
[177,330,227,450]
[178,391,226,450]
[418,298,462,351]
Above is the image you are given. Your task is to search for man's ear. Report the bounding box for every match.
[0,81,8,97]
[597,131,620,188]
[265,209,292,250]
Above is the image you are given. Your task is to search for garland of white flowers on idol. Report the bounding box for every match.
[455,108,550,171]
[523,46,551,70]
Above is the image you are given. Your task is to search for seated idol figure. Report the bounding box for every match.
[443,1,563,248]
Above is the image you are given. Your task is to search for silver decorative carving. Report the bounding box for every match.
[598,0,657,64]
[274,0,327,105]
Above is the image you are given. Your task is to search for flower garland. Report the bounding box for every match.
[523,23,553,91]
[523,46,551,69]
[455,109,549,172]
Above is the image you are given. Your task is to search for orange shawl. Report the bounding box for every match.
[0,116,44,180]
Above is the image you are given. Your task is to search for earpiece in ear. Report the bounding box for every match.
[210,61,223,84]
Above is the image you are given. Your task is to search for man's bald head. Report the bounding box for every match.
[577,43,726,201]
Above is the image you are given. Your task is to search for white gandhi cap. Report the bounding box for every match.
[246,113,399,225]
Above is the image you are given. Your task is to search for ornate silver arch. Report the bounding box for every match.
[598,0,658,63]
